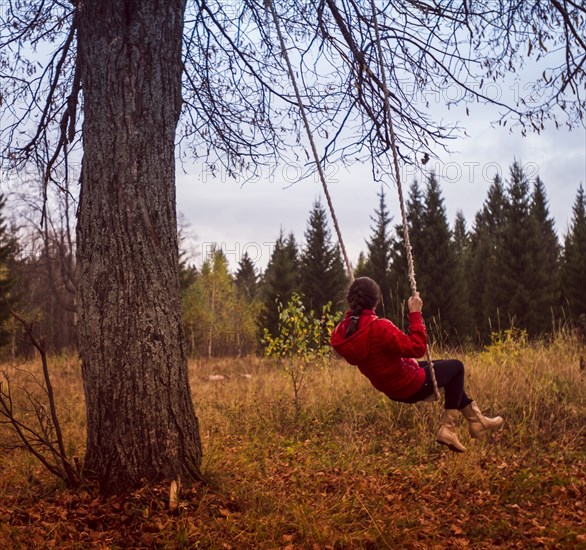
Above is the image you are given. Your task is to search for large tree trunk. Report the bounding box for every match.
[76,0,202,494]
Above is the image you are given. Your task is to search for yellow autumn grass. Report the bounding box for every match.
[1,331,584,481]
[192,329,584,460]
[0,330,584,547]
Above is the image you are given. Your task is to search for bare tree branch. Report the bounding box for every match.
[0,292,82,487]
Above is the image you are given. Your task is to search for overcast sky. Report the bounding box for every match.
[177,95,586,273]
[2,4,584,278]
[3,12,583,276]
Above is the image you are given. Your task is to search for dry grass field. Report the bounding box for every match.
[1,331,585,548]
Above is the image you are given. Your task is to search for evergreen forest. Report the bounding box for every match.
[2,161,585,357]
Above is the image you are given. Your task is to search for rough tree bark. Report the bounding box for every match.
[76,0,202,494]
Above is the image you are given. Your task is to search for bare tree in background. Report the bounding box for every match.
[6,168,77,355]
[1,0,584,494]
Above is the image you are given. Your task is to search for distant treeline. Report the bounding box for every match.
[1,161,585,357]
[180,160,586,355]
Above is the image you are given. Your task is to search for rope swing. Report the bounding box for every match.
[267,0,440,400]
[368,0,440,401]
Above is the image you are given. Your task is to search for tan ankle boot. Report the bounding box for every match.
[461,401,504,438]
[437,409,466,452]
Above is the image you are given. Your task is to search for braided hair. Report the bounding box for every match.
[345,277,381,337]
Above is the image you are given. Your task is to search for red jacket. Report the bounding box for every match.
[330,310,427,400]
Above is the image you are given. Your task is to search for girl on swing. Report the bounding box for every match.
[330,276,503,452]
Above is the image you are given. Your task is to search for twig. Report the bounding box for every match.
[0,291,83,487]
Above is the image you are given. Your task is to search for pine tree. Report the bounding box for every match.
[452,210,473,339]
[361,187,394,317]
[234,252,261,355]
[299,199,348,314]
[469,174,508,341]
[235,252,259,301]
[353,251,369,279]
[389,180,424,324]
[561,185,586,320]
[417,173,470,343]
[453,211,470,259]
[529,177,560,333]
[493,162,539,333]
[468,210,491,339]
[260,230,300,336]
[407,179,426,264]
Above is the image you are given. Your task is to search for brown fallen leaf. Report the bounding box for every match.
[450,524,464,535]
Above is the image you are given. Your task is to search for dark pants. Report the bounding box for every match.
[401,359,473,410]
